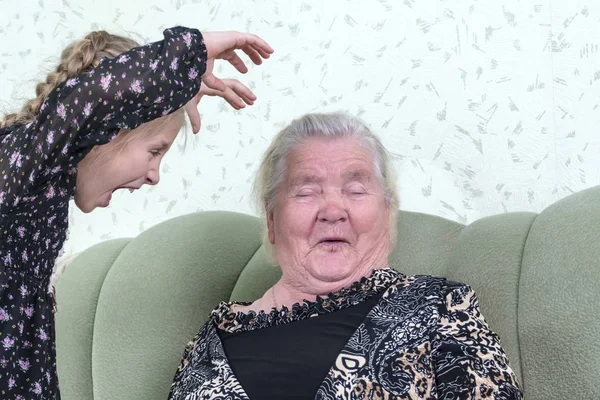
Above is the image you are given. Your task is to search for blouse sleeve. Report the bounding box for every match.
[432,283,523,399]
[0,26,206,208]
[168,323,229,399]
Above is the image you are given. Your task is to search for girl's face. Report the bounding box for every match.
[75,114,182,213]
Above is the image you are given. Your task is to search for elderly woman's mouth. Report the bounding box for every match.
[317,237,349,243]
[316,238,349,250]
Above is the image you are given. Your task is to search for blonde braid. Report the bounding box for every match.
[1,31,138,129]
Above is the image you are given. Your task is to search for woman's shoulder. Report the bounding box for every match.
[394,271,473,299]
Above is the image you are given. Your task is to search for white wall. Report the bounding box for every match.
[1,0,599,256]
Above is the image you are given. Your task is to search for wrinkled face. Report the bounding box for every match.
[268,137,391,288]
[75,115,181,213]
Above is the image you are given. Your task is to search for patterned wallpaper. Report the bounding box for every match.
[1,0,599,257]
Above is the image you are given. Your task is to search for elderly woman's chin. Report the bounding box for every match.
[303,246,370,285]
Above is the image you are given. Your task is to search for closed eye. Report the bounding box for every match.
[150,140,170,158]
[294,183,321,197]
[346,185,367,195]
[296,190,316,197]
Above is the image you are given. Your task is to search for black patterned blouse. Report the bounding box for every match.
[0,27,206,399]
[169,268,522,399]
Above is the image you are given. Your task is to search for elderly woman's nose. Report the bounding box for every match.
[318,197,348,223]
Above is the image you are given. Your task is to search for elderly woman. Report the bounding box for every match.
[168,113,522,399]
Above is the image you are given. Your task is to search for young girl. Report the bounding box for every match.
[0,26,273,399]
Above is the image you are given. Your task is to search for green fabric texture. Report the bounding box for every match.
[519,188,600,399]
[388,210,464,277]
[55,238,131,400]
[57,211,262,400]
[54,186,600,400]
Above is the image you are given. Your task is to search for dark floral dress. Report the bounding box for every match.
[0,26,207,399]
[169,268,523,399]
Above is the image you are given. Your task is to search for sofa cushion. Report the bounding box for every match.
[519,188,600,398]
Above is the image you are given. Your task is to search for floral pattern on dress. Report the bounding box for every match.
[0,26,207,399]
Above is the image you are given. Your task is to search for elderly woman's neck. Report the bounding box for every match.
[274,264,390,308]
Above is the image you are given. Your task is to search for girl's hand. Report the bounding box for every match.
[200,31,273,92]
[185,78,257,134]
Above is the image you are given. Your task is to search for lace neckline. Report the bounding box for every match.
[211,268,402,334]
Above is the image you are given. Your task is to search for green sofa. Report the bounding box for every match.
[55,186,600,399]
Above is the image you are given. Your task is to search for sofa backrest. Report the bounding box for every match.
[55,186,600,400]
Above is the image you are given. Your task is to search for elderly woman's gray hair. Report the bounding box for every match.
[253,112,399,261]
